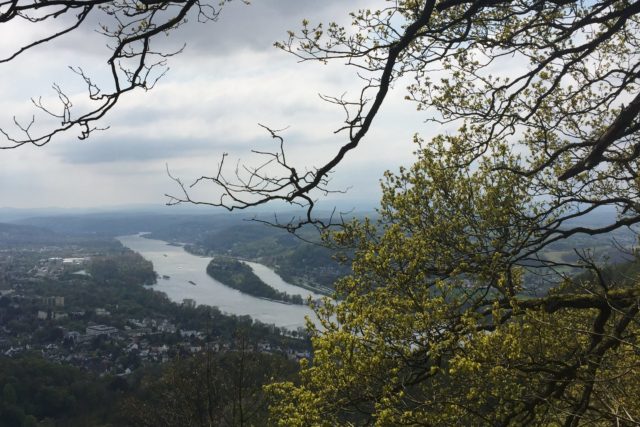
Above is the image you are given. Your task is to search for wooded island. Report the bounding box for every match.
[207,258,304,305]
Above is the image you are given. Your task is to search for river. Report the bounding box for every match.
[117,234,322,329]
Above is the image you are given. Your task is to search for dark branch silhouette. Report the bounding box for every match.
[0,0,223,148]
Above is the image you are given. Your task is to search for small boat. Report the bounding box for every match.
[188,280,197,286]
[162,275,170,280]
[163,254,168,257]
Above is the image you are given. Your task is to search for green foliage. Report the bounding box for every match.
[89,251,156,285]
[123,347,299,427]
[0,356,120,426]
[268,138,640,425]
[267,0,640,423]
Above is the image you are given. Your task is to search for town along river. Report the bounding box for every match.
[117,234,323,329]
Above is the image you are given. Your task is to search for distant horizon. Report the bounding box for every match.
[0,199,380,222]
[0,200,380,212]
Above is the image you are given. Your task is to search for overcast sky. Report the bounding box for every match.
[0,0,434,212]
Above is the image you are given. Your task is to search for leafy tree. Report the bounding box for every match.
[4,0,640,423]
[2,383,17,405]
[268,139,640,425]
[0,355,123,425]
[123,339,299,427]
[243,2,640,424]
[22,416,37,427]
[89,252,156,285]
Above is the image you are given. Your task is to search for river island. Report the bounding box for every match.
[206,257,304,305]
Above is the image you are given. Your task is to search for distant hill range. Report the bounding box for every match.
[0,222,59,245]
[2,207,636,291]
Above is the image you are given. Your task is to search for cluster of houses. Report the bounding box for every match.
[0,251,312,378]
[2,325,312,380]
[29,256,90,279]
[35,296,112,322]
[2,310,311,376]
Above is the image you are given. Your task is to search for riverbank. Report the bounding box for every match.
[206,257,305,305]
[183,243,332,296]
[116,234,317,329]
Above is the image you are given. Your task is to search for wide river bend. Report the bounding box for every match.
[117,234,322,329]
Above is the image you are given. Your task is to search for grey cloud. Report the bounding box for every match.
[52,135,243,164]
[160,0,352,56]
[47,0,350,58]
[51,125,345,165]
[0,0,391,209]
[1,0,353,114]
[0,0,338,80]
